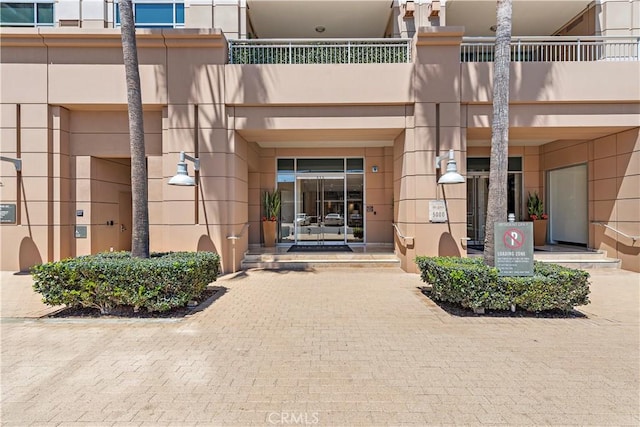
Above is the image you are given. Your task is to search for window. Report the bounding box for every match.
[0,1,54,27]
[115,1,184,28]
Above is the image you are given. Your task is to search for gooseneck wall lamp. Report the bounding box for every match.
[0,156,22,171]
[435,149,465,184]
[168,151,200,186]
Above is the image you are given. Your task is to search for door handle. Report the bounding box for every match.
[120,224,127,232]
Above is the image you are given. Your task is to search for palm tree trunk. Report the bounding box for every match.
[119,0,149,258]
[483,0,512,266]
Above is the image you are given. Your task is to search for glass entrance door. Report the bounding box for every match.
[467,171,523,247]
[295,175,346,244]
[467,173,490,247]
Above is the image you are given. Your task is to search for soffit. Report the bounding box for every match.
[237,128,401,147]
[246,0,394,39]
[466,126,635,146]
[445,0,592,36]
[245,0,593,39]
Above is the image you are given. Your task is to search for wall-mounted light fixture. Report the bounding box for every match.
[168,151,200,186]
[403,1,415,18]
[0,156,22,171]
[429,0,441,17]
[372,165,379,173]
[435,149,465,184]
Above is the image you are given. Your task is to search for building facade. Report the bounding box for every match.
[1,0,639,273]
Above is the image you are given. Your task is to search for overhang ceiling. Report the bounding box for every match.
[246,0,593,39]
[246,0,394,38]
[237,128,401,147]
[466,127,635,147]
[445,0,593,36]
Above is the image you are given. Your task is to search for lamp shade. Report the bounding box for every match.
[168,162,196,186]
[438,170,465,184]
[437,151,465,184]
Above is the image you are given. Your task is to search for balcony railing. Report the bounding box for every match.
[228,39,412,64]
[461,36,640,62]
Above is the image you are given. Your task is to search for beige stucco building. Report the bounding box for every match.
[1,0,639,273]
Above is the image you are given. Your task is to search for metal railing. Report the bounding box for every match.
[461,36,640,62]
[592,222,639,244]
[227,223,250,273]
[392,223,414,247]
[227,222,250,241]
[229,38,412,64]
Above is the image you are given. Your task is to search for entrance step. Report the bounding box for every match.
[534,249,621,269]
[469,245,621,269]
[241,252,401,270]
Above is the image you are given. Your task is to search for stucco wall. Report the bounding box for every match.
[541,128,640,271]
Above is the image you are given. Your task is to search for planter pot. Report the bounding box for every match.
[262,221,277,247]
[533,219,548,246]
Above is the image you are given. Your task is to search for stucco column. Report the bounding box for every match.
[51,106,73,261]
[394,26,467,273]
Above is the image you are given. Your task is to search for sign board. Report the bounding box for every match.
[75,225,87,239]
[495,222,534,276]
[0,204,16,224]
[429,200,447,223]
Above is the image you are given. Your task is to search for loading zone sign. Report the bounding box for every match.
[495,222,534,276]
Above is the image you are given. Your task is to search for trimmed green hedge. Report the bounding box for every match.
[231,45,409,65]
[415,256,590,312]
[32,251,220,314]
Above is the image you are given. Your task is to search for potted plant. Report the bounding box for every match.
[262,190,281,247]
[527,191,548,246]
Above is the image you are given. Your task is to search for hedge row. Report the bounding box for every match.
[415,256,590,312]
[32,251,220,314]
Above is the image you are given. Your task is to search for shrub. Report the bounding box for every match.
[415,256,590,312]
[32,251,220,314]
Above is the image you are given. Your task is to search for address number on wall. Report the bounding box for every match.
[429,200,448,223]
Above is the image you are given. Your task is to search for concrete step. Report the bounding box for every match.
[241,252,401,270]
[535,258,621,269]
[533,248,621,269]
[471,247,621,269]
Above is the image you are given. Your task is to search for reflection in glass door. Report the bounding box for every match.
[295,175,345,244]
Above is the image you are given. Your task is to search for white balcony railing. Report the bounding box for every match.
[461,36,640,62]
[228,39,412,64]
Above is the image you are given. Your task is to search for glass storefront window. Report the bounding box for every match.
[468,157,523,172]
[115,1,185,28]
[276,157,365,245]
[0,2,54,27]
[346,158,364,173]
[277,158,294,172]
[277,178,295,242]
[296,158,343,173]
[346,174,364,242]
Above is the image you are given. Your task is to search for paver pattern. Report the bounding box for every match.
[1,268,639,426]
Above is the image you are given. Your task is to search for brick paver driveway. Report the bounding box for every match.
[1,268,639,426]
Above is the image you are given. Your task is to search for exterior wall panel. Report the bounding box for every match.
[462,62,640,104]
[225,64,414,106]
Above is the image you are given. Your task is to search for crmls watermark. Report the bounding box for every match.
[267,411,320,425]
